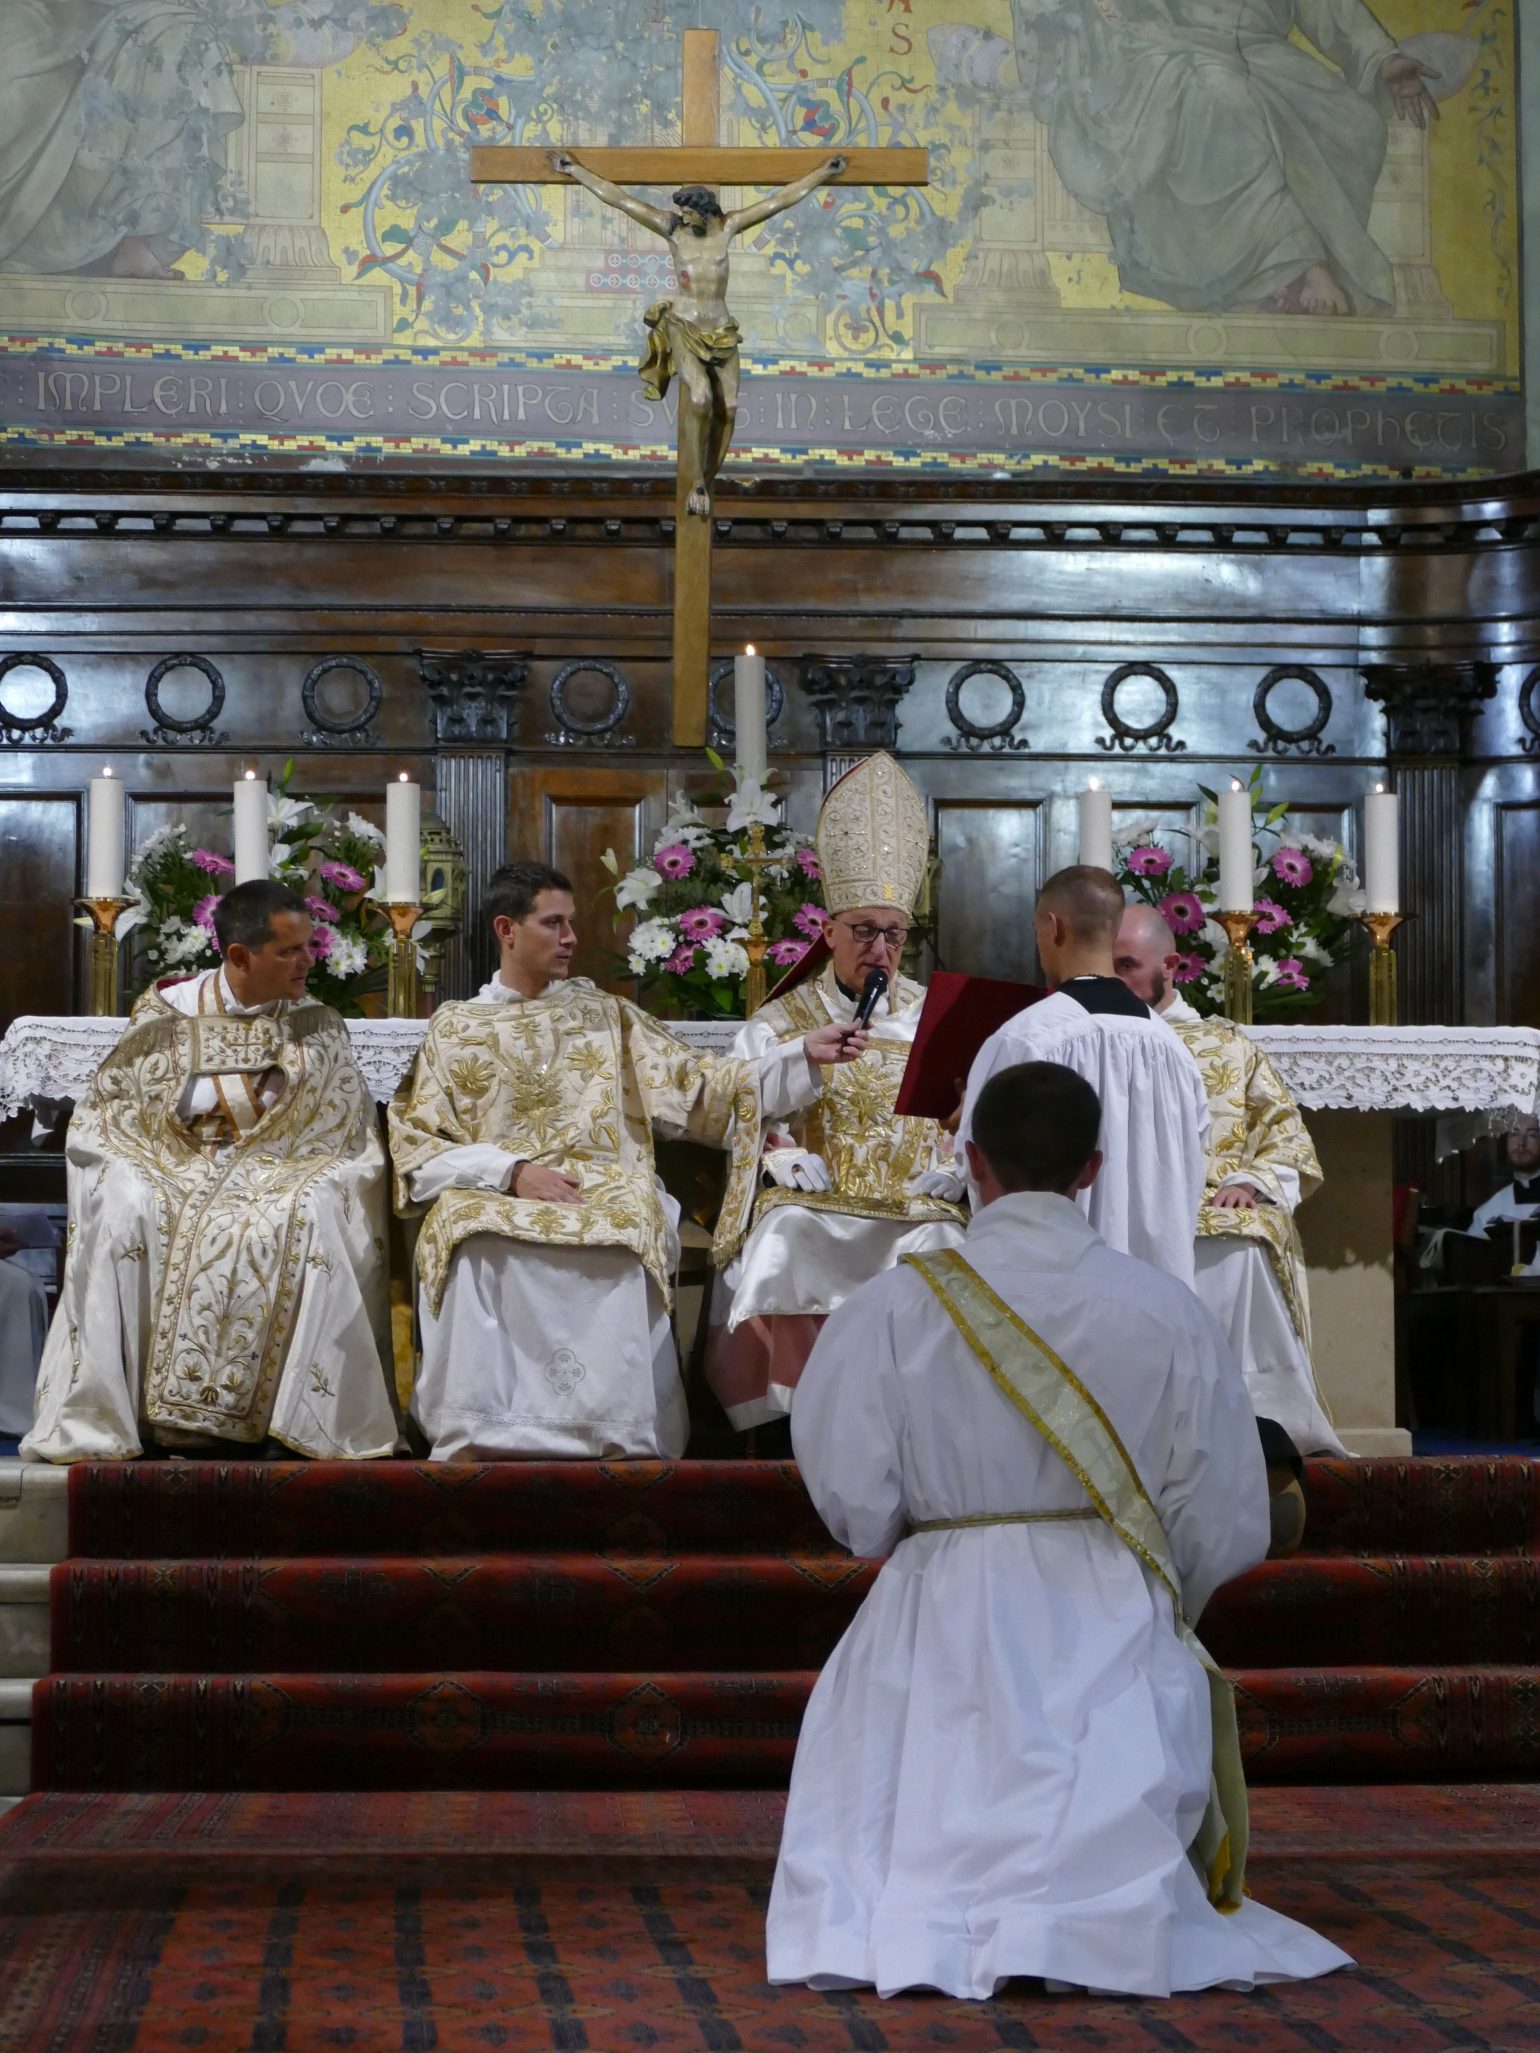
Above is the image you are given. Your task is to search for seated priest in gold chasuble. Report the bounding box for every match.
[388,862,868,1461]
[707,753,966,1431]
[1116,905,1342,1458]
[24,883,397,1464]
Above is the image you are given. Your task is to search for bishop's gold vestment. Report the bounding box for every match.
[23,978,395,1463]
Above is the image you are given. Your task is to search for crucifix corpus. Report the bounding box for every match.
[469,29,928,748]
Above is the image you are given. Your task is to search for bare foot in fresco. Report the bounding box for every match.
[99,236,186,282]
[1273,262,1349,316]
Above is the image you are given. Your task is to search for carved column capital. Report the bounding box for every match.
[1362,660,1498,757]
[797,654,918,753]
[419,648,530,745]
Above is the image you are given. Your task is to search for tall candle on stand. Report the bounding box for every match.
[384,774,421,901]
[733,646,768,786]
[1364,785,1399,914]
[1078,781,1113,871]
[86,770,126,899]
[233,772,268,883]
[1217,781,1253,910]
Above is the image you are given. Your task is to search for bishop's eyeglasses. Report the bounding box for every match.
[837,917,911,949]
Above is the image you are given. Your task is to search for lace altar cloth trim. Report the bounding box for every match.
[0,1016,1534,1122]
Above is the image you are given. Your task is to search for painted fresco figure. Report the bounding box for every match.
[550,149,845,514]
[0,1,244,279]
[1015,0,1439,316]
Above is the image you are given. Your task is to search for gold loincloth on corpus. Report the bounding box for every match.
[639,300,741,401]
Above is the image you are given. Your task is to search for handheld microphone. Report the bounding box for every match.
[853,967,888,1030]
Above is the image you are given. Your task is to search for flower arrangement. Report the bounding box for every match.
[600,761,824,1018]
[118,767,392,1014]
[1115,769,1365,1019]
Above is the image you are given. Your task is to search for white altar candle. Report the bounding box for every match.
[734,645,768,786]
[1364,785,1399,914]
[384,774,421,902]
[1217,780,1253,911]
[86,770,126,899]
[233,772,269,884]
[1077,781,1113,871]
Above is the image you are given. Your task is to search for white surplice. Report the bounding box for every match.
[768,1191,1352,1999]
[24,968,396,1463]
[708,972,964,1428]
[408,977,817,1460]
[958,988,1210,1287]
[1471,1179,1540,1232]
[0,1259,48,1438]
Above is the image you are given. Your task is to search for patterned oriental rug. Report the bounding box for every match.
[2,1787,1540,2052]
[33,1455,1540,1790]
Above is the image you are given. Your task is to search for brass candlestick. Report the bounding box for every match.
[375,901,424,1019]
[1359,911,1405,1026]
[76,896,131,1016]
[741,817,771,1017]
[1213,909,1258,1025]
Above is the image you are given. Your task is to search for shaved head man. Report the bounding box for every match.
[957,866,1211,1286]
[1114,901,1182,1012]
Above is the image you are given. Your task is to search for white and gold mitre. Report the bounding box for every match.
[815,751,928,916]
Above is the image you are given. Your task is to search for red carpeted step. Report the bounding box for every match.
[1232,1664,1540,1782]
[1201,1553,1540,1666]
[50,1554,875,1673]
[32,1664,1540,1791]
[31,1670,814,1791]
[1302,1457,1540,1555]
[66,1460,837,1560]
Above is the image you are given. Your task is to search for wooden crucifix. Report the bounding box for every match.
[470,29,928,748]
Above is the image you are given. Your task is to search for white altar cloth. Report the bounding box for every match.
[2,1016,1536,1122]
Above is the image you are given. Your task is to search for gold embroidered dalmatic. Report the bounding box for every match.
[26,984,393,1460]
[388,979,764,1315]
[1168,1014,1322,1351]
[717,969,962,1266]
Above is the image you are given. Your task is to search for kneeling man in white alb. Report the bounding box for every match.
[768,1059,1352,1999]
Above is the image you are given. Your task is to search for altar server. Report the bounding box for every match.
[768,1060,1352,1999]
[1470,1115,1540,1233]
[957,866,1209,1286]
[24,882,396,1462]
[389,861,865,1460]
[1115,904,1343,1456]
[707,752,964,1428]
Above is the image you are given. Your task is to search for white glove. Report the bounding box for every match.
[909,1165,967,1204]
[762,1148,833,1193]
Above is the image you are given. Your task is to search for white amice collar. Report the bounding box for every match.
[217,967,279,1018]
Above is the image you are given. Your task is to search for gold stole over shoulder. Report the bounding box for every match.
[85,989,377,1443]
[903,1245,1250,1913]
[722,972,961,1259]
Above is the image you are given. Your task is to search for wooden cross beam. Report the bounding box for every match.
[471,29,927,749]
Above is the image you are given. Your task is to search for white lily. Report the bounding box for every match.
[267,792,313,832]
[725,778,780,832]
[718,881,754,926]
[616,866,663,912]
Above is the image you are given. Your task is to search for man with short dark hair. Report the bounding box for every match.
[390,861,867,1459]
[769,1060,1350,1999]
[957,865,1209,1284]
[25,880,396,1461]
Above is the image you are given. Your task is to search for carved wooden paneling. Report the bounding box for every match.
[507,766,668,993]
[1495,802,1540,1029]
[932,800,1046,980]
[0,795,78,1027]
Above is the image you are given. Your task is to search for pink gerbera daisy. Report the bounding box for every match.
[308,925,335,959]
[796,849,821,879]
[192,893,220,933]
[768,937,811,968]
[662,943,698,975]
[1158,891,1206,936]
[654,843,696,880]
[1127,845,1172,878]
[679,906,725,942]
[189,849,235,876]
[1172,953,1206,983]
[1253,898,1290,935]
[793,901,826,941]
[1274,957,1310,992]
[319,860,367,893]
[1273,848,1313,888]
[306,895,341,925]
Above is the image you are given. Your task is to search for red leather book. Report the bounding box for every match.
[893,971,1049,1121]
